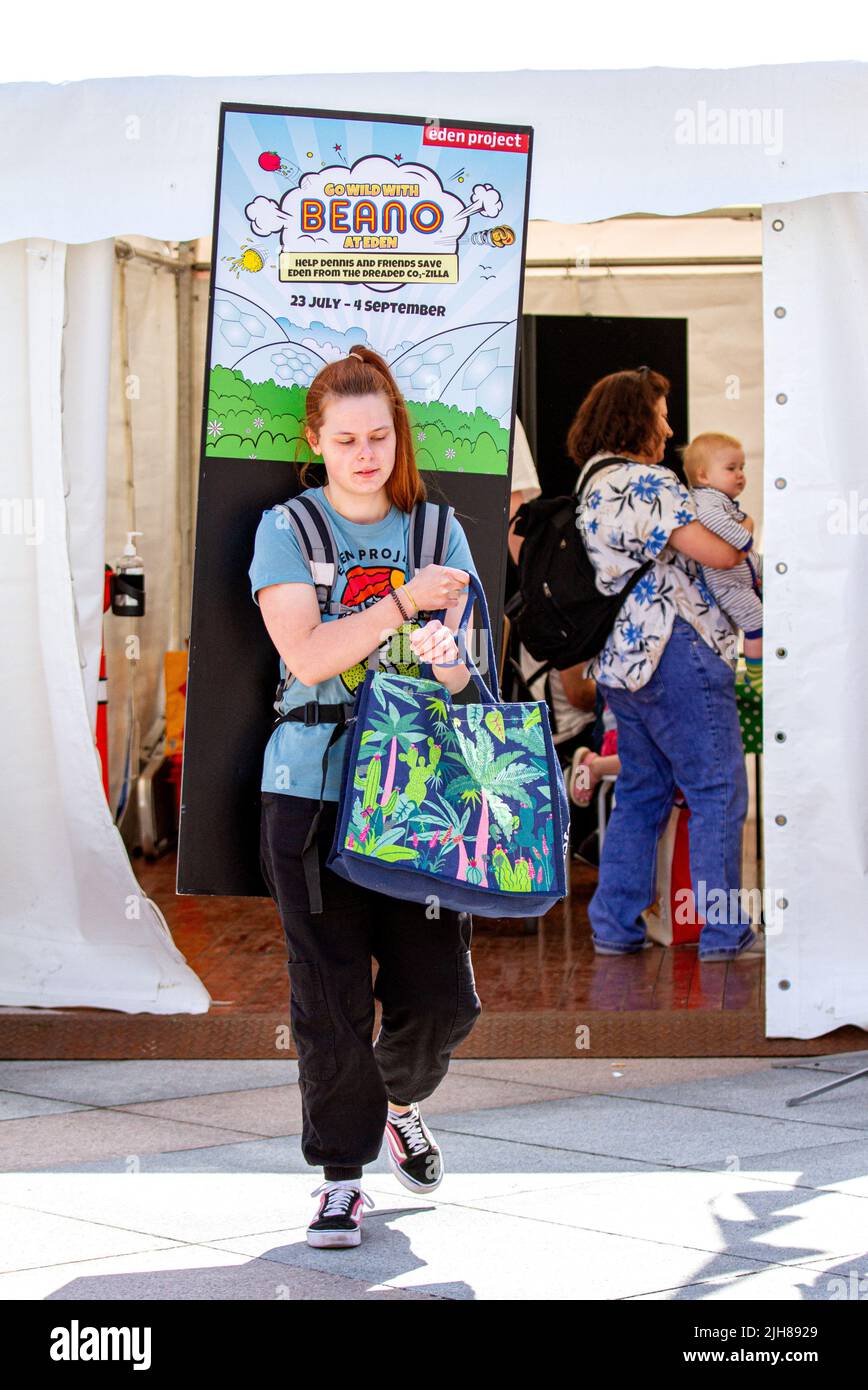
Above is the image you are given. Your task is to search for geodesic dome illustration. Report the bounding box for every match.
[390,321,516,422]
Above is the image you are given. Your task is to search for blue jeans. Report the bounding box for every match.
[589,617,755,959]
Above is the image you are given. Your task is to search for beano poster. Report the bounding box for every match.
[205,103,533,476]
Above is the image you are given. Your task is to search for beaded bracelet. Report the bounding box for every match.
[391,586,410,623]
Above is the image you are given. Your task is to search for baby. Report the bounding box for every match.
[682,432,763,694]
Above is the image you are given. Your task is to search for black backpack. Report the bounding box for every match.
[504,456,653,680]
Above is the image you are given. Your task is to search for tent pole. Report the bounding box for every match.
[174,242,196,650]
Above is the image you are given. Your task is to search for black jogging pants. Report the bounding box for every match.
[259,791,482,1174]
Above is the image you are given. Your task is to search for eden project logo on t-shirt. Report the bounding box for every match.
[336,561,423,695]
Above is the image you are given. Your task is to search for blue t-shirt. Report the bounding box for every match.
[248,485,479,800]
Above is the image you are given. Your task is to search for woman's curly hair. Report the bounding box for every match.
[566,367,671,468]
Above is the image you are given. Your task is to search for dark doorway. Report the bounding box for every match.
[518,314,689,496]
[506,313,689,604]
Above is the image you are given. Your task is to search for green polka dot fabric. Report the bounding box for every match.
[736,678,763,753]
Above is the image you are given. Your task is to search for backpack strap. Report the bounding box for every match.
[275,493,454,606]
[271,491,371,710]
[273,493,347,616]
[574,456,655,591]
[409,499,454,580]
[270,494,453,709]
[575,455,630,499]
[405,500,455,624]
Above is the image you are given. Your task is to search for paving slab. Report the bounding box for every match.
[0,1240,437,1300]
[688,1139,868,1200]
[114,1086,305,1137]
[0,1139,664,1244]
[771,1052,868,1076]
[462,1168,868,1267]
[0,1060,298,1105]
[2,1056,864,1301]
[1,1202,181,1275]
[207,1200,798,1301]
[615,1068,868,1130]
[785,1250,868,1281]
[0,1091,89,1121]
[426,1095,859,1169]
[0,1110,258,1172]
[12,1126,659,1194]
[0,1172,427,1248]
[448,1058,776,1089]
[112,1072,575,1132]
[630,1260,861,1301]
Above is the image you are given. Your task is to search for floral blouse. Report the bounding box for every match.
[575,452,738,691]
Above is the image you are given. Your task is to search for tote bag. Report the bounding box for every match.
[326,572,571,917]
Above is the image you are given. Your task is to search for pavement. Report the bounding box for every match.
[1,1053,867,1301]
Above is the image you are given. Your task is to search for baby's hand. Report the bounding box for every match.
[742,515,755,534]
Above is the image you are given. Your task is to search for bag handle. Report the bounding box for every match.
[426,570,501,705]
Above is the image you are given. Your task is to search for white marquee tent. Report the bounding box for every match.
[1,63,865,1035]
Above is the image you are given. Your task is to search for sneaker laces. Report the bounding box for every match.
[389,1105,429,1156]
[311,1180,375,1216]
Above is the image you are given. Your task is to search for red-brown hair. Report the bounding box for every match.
[566,367,671,468]
[296,345,426,513]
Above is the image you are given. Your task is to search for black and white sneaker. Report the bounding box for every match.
[385,1103,444,1192]
[307,1180,375,1248]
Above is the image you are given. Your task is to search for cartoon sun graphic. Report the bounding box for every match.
[222,242,269,279]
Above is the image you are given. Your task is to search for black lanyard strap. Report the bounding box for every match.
[270,700,357,915]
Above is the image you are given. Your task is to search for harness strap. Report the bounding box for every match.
[273,701,356,729]
[274,700,356,915]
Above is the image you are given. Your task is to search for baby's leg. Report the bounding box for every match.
[743,629,763,695]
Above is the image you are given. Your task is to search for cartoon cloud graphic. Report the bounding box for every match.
[244,156,504,285]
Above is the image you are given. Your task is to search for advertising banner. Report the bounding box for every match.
[205,103,532,479]
[178,102,533,894]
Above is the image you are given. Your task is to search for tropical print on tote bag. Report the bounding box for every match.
[344,674,561,895]
[327,573,570,917]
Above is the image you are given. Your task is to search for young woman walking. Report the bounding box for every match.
[250,345,483,1248]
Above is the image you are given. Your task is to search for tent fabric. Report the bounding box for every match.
[1,64,868,244]
[104,235,765,824]
[1,62,866,1033]
[762,194,868,1038]
[103,239,210,816]
[104,242,187,814]
[67,240,117,732]
[0,237,210,1013]
[523,265,764,531]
